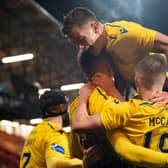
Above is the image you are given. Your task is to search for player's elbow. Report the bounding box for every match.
[72,119,91,133]
[72,121,80,132]
[72,121,85,133]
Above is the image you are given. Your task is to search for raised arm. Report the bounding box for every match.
[72,83,104,133]
[153,32,168,57]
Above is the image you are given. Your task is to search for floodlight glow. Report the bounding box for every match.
[60,83,84,91]
[63,126,71,132]
[30,118,43,125]
[0,120,12,127]
[38,88,51,95]
[2,53,34,63]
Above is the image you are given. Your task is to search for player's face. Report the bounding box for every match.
[91,70,114,93]
[70,21,100,50]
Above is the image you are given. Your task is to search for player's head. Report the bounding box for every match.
[63,7,101,49]
[78,49,114,86]
[39,90,69,121]
[135,54,167,92]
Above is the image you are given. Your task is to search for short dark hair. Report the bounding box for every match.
[135,54,167,89]
[63,7,97,37]
[39,90,68,118]
[78,50,113,79]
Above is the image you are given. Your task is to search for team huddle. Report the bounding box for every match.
[20,7,168,168]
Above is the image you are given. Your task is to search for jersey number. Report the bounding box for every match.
[144,131,168,152]
[22,152,31,168]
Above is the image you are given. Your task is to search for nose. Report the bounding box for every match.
[78,45,91,51]
[78,44,86,49]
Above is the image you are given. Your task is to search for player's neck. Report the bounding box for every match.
[98,24,107,49]
[140,88,162,101]
[92,23,107,55]
[106,83,124,101]
[45,116,63,128]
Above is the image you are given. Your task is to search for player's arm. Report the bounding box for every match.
[46,157,82,168]
[72,83,127,133]
[149,91,168,105]
[72,95,103,133]
[111,130,168,168]
[72,83,104,133]
[129,21,168,56]
[153,32,168,57]
[69,97,84,159]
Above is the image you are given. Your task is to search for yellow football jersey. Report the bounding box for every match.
[20,121,70,168]
[69,87,121,160]
[71,87,168,167]
[88,87,120,115]
[101,98,168,152]
[69,97,83,159]
[70,87,119,159]
[105,20,156,81]
[69,95,105,158]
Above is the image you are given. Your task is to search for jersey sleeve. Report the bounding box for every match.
[110,130,168,167]
[128,21,156,52]
[69,97,83,158]
[46,157,83,168]
[45,131,69,159]
[100,100,130,130]
[113,21,156,53]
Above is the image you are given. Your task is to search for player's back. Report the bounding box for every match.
[19,122,47,168]
[104,20,156,82]
[124,99,168,152]
[20,121,71,168]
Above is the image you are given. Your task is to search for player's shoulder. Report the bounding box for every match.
[26,122,47,140]
[130,98,156,106]
[105,20,141,29]
[92,87,108,99]
[38,121,63,135]
[105,20,142,40]
[128,98,158,115]
[128,98,147,106]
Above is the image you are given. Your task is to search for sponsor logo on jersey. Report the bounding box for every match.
[51,143,65,154]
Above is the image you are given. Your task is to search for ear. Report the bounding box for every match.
[91,72,102,85]
[134,75,141,91]
[59,104,66,112]
[91,21,99,33]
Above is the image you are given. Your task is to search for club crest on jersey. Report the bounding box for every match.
[51,143,65,154]
[120,28,128,34]
[113,99,120,104]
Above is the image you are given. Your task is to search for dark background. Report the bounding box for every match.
[36,0,168,34]
[0,0,168,120]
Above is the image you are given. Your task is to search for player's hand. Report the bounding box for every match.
[149,91,168,106]
[83,144,104,168]
[79,83,95,102]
